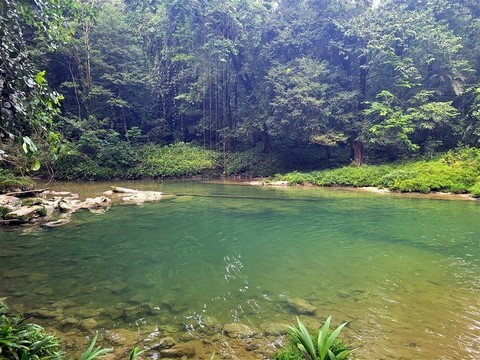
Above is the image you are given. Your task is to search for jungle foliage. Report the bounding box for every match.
[1,0,479,183]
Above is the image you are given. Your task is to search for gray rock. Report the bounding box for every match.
[80,196,111,210]
[58,199,74,212]
[5,205,45,222]
[0,195,21,208]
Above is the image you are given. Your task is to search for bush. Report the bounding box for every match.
[130,142,220,178]
[51,131,140,180]
[469,182,480,198]
[224,147,284,177]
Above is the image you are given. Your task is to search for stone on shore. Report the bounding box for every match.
[5,205,46,222]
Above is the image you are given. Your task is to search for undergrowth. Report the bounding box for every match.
[274,148,480,197]
[0,169,35,193]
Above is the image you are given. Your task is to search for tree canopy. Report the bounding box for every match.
[1,0,479,172]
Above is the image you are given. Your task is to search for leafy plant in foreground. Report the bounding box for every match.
[0,298,63,359]
[284,316,350,360]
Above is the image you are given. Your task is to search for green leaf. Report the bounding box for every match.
[22,136,38,155]
[30,159,41,171]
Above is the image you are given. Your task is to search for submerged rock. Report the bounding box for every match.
[148,336,176,350]
[43,218,71,228]
[261,322,289,336]
[285,297,317,315]
[224,323,255,338]
[159,343,196,358]
[79,318,97,332]
[104,328,140,346]
[30,308,62,319]
[60,317,79,330]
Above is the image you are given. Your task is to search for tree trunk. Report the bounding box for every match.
[352,140,364,166]
[262,123,271,153]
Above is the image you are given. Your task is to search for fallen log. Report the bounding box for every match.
[110,186,140,194]
[4,188,49,197]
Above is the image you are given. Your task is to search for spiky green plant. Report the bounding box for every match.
[128,347,146,360]
[317,316,349,360]
[286,316,350,360]
[79,334,113,360]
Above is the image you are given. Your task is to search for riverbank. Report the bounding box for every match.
[270,148,480,199]
[212,178,478,202]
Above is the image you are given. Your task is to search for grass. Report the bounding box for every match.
[274,148,480,197]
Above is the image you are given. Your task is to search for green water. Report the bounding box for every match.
[1,181,479,359]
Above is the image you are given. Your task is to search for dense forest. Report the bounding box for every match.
[1,0,479,181]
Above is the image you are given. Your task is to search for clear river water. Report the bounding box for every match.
[0,180,479,359]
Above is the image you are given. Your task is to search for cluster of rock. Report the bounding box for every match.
[0,186,166,227]
[16,292,323,359]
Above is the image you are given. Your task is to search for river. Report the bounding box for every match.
[1,180,479,359]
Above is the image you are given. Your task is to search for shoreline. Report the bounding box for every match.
[210,178,479,202]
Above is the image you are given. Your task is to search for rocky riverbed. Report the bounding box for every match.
[0,186,168,228]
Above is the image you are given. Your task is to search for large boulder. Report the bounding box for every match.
[80,196,112,210]
[5,205,46,222]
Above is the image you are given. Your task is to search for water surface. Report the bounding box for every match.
[1,181,479,359]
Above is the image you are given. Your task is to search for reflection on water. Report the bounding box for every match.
[0,180,479,359]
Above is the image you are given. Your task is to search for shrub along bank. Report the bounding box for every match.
[274,148,480,197]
